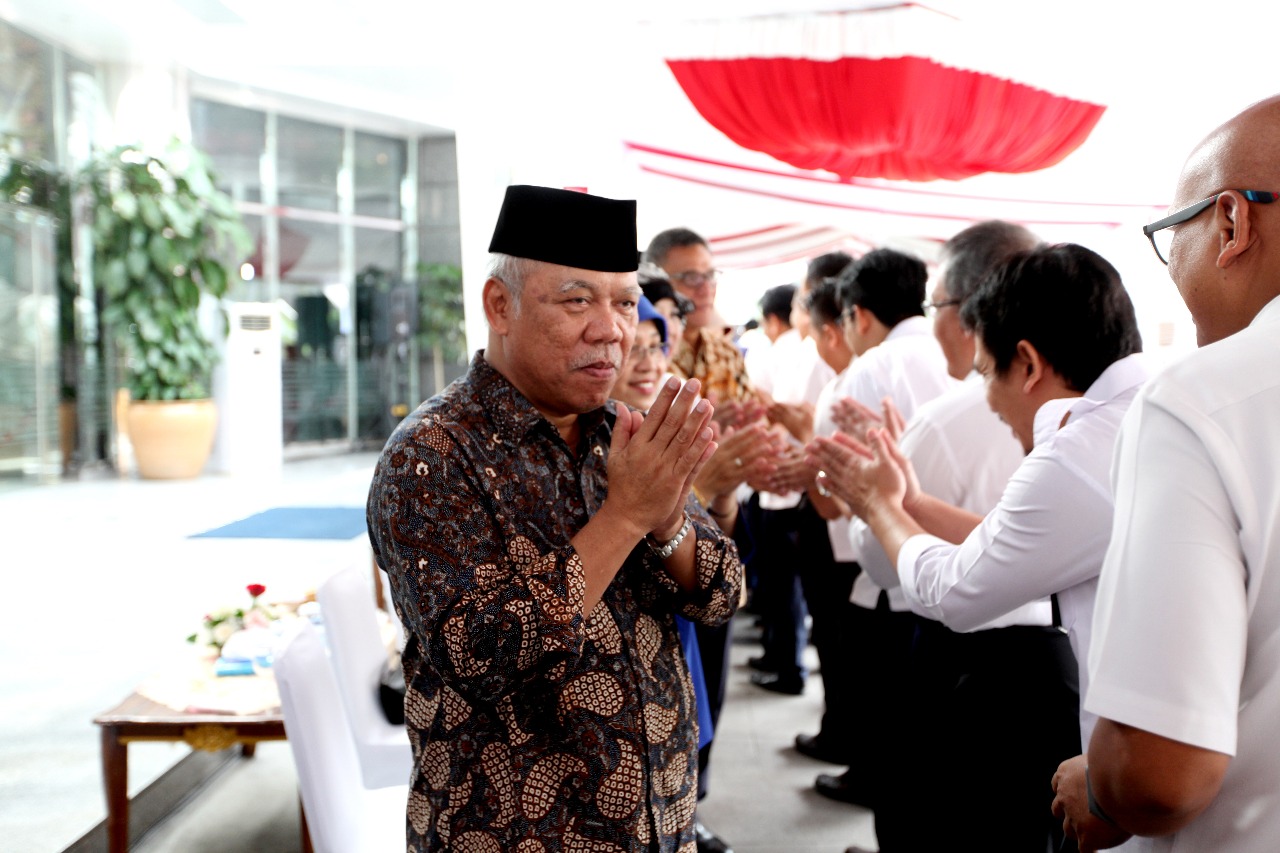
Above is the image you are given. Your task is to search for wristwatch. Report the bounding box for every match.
[647,513,692,559]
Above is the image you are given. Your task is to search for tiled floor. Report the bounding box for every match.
[0,453,876,853]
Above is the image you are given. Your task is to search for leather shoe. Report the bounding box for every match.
[695,820,733,853]
[794,732,853,765]
[814,771,872,808]
[749,671,804,695]
[747,654,779,672]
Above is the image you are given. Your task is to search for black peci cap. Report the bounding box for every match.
[487,185,638,273]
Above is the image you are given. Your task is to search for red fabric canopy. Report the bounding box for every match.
[666,55,1105,182]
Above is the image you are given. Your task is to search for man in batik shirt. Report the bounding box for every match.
[367,185,742,853]
[644,227,753,407]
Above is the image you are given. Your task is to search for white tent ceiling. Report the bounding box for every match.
[5,0,1279,347]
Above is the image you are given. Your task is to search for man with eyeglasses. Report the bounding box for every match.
[813,243,1148,853]
[645,228,754,408]
[1052,96,1280,852]
[830,223,1081,852]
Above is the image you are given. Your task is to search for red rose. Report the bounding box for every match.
[246,584,267,598]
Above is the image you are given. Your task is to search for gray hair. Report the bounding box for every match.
[643,227,708,267]
[486,253,532,314]
[939,221,1041,303]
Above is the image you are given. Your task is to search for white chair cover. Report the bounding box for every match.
[316,563,414,788]
[273,621,407,853]
[378,566,406,652]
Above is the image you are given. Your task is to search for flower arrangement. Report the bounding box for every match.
[188,583,276,654]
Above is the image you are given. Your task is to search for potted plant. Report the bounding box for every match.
[89,140,250,478]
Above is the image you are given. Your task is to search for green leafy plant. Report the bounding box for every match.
[416,261,465,365]
[90,141,251,400]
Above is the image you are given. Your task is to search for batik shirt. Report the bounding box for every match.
[367,353,742,853]
[669,328,753,404]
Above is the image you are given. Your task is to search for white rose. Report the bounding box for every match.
[213,621,237,645]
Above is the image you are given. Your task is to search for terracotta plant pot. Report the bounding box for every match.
[58,401,76,472]
[126,399,218,480]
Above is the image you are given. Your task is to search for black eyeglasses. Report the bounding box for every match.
[628,343,671,362]
[1143,190,1280,264]
[923,298,962,317]
[670,269,720,289]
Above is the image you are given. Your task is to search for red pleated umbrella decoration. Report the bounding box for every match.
[662,4,1106,182]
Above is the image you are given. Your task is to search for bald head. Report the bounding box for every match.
[1179,95,1280,202]
[1167,95,1280,345]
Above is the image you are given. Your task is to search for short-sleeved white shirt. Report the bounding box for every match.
[1086,296,1280,852]
[896,354,1151,743]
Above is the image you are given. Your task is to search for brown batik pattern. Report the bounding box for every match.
[669,327,753,404]
[367,353,742,852]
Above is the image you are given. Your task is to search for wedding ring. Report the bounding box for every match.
[734,457,743,467]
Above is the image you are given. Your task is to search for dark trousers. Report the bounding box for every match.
[793,499,859,750]
[753,504,808,679]
[839,595,918,806]
[874,619,1081,852]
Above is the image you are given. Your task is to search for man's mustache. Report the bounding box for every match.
[569,349,622,370]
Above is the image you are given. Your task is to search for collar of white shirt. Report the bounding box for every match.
[884,314,933,342]
[1031,353,1150,448]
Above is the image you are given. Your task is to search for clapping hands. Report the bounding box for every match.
[805,419,919,522]
[695,421,779,502]
[831,396,908,443]
[609,378,717,540]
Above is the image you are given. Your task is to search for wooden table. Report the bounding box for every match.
[94,690,308,852]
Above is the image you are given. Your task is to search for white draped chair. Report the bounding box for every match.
[315,562,414,788]
[273,621,407,853]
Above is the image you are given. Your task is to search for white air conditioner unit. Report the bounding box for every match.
[212,302,283,476]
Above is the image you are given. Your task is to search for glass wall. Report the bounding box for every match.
[278,116,342,212]
[0,20,119,479]
[354,132,405,219]
[0,18,462,472]
[0,25,55,161]
[0,203,58,483]
[191,97,461,449]
[190,100,265,204]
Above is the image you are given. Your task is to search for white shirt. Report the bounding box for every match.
[759,329,834,511]
[813,367,858,561]
[896,353,1151,744]
[838,315,955,609]
[1086,297,1280,853]
[740,327,773,390]
[852,376,1050,629]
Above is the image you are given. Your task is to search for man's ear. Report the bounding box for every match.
[855,305,873,336]
[483,277,513,335]
[1014,339,1048,394]
[1216,191,1254,269]
[820,320,838,349]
